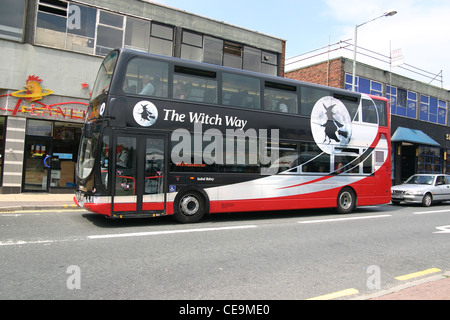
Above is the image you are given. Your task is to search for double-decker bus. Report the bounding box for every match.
[74,48,391,223]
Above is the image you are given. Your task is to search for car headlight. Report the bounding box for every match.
[405,190,423,196]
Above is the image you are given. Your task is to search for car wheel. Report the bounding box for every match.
[422,193,432,207]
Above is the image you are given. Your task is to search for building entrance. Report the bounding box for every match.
[401,144,416,182]
[22,120,82,192]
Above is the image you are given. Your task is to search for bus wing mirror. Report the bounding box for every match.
[84,122,94,139]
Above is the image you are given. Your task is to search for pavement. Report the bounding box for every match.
[0,192,448,300]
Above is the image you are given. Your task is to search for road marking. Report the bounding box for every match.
[395,268,442,281]
[434,225,450,234]
[307,288,359,300]
[413,209,450,215]
[0,225,258,246]
[88,225,258,239]
[298,215,391,224]
[0,209,85,216]
[0,239,74,246]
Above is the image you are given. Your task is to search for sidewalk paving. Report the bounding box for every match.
[0,193,449,300]
[0,192,76,211]
[357,271,450,300]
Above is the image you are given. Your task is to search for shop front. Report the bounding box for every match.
[391,124,449,185]
[22,120,82,192]
[0,75,88,193]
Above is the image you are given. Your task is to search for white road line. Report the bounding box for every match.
[0,225,258,246]
[413,209,450,215]
[298,215,392,224]
[88,225,258,239]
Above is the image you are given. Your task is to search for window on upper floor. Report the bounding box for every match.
[0,0,26,42]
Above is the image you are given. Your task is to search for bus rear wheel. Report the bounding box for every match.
[337,187,356,214]
[174,190,206,223]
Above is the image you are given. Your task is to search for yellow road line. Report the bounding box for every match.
[307,288,359,300]
[395,268,442,281]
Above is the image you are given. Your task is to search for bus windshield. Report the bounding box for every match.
[90,51,118,101]
[77,125,100,180]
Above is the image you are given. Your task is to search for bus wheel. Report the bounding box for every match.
[337,187,356,214]
[174,190,206,223]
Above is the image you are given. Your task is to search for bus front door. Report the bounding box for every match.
[112,134,166,216]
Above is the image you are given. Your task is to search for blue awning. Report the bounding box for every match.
[391,127,440,147]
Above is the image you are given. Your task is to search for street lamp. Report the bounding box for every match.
[352,10,397,92]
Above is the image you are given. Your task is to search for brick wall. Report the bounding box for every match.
[285,58,345,89]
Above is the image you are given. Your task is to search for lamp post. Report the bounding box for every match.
[352,10,397,92]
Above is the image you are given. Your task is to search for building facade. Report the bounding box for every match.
[285,57,450,185]
[0,0,285,193]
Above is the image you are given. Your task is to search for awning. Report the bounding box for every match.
[391,127,440,147]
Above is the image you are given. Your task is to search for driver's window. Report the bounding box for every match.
[436,176,445,185]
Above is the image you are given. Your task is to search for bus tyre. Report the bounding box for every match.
[174,190,206,223]
[337,187,356,214]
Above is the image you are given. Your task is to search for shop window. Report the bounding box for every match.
[0,0,26,41]
[420,95,429,122]
[223,41,243,69]
[27,119,53,136]
[181,31,203,62]
[429,97,438,124]
[125,17,150,51]
[66,5,96,54]
[149,23,173,57]
[35,0,68,48]
[36,1,98,54]
[243,47,262,73]
[53,122,82,188]
[407,91,417,119]
[203,36,223,66]
[418,146,441,174]
[371,81,383,96]
[438,100,447,125]
[96,11,124,56]
[261,51,278,76]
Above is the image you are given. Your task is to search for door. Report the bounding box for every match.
[434,175,450,201]
[401,145,416,182]
[23,137,52,192]
[112,133,166,215]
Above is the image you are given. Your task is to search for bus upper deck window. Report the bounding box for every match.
[124,58,169,98]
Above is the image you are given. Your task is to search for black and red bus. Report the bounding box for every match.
[75,48,391,223]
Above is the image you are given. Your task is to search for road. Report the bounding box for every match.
[0,203,449,301]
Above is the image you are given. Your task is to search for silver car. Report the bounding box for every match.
[391,174,450,207]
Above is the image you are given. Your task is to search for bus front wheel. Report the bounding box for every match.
[174,190,206,223]
[337,187,356,214]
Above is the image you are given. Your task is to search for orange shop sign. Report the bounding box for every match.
[1,75,88,120]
